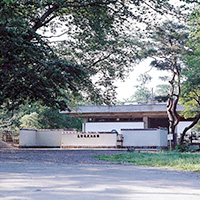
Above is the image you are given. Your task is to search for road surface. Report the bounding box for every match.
[0,149,200,200]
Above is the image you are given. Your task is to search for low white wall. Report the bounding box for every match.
[19,129,37,147]
[36,130,61,147]
[61,131,117,147]
[19,129,63,147]
[20,127,167,148]
[20,129,117,148]
[121,128,167,147]
[84,122,144,134]
[159,128,168,147]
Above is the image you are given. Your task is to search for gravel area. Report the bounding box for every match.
[0,140,14,148]
[1,148,200,200]
[0,148,123,165]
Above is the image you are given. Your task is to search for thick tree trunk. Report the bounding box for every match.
[167,67,181,147]
[167,98,180,147]
[179,114,200,145]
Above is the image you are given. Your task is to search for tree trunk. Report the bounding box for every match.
[167,66,181,148]
[167,98,179,147]
[179,114,200,145]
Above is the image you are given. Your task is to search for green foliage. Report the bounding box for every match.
[181,51,200,107]
[128,74,152,103]
[131,87,152,103]
[0,102,83,131]
[34,106,83,130]
[154,84,170,102]
[155,84,170,97]
[0,1,92,111]
[148,21,189,71]
[95,152,200,172]
[20,112,41,129]
[180,5,200,133]
[175,144,192,152]
[0,0,183,111]
[180,90,200,119]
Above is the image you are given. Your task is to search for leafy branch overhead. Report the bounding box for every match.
[0,0,185,111]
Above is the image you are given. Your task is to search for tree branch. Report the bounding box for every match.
[32,5,59,31]
[43,30,69,38]
[32,1,117,31]
[180,114,200,145]
[88,53,112,68]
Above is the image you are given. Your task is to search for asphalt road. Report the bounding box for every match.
[0,149,200,200]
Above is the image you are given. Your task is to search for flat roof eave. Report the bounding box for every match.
[61,104,185,119]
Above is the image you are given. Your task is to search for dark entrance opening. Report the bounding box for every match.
[149,118,168,129]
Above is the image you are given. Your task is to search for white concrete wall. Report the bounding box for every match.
[158,128,168,147]
[36,130,61,147]
[19,129,37,147]
[20,126,167,148]
[61,132,117,147]
[20,129,117,148]
[121,128,167,147]
[19,129,62,147]
[84,122,144,134]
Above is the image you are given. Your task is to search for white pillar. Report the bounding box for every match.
[143,116,149,129]
[82,118,87,132]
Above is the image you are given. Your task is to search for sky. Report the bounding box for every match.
[115,58,171,101]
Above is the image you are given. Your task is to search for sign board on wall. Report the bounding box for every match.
[167,134,173,141]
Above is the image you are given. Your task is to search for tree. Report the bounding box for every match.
[128,74,152,103]
[179,7,200,144]
[179,86,200,144]
[0,0,181,112]
[155,84,170,97]
[154,84,170,102]
[180,57,200,143]
[20,112,41,129]
[0,102,83,131]
[35,106,83,130]
[147,21,190,146]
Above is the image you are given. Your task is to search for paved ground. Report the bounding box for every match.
[0,149,200,200]
[0,140,14,149]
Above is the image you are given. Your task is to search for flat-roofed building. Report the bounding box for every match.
[61,103,192,136]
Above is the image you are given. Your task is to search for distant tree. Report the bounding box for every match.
[128,74,152,103]
[0,102,83,131]
[36,107,83,130]
[154,84,170,102]
[155,84,170,97]
[132,88,152,103]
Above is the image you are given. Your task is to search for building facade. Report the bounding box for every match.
[62,103,193,137]
[20,104,193,148]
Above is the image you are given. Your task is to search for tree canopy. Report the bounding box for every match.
[0,0,182,111]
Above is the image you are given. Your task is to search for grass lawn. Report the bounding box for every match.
[95,152,200,172]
